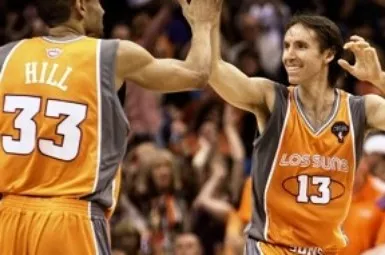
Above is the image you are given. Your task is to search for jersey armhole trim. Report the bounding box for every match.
[253,83,288,147]
[109,39,119,92]
[263,95,291,240]
[91,40,102,193]
[0,40,26,83]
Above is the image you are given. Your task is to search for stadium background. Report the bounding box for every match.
[1,0,385,254]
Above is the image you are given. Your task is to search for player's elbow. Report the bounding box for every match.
[184,70,209,89]
[185,58,211,87]
[195,71,209,88]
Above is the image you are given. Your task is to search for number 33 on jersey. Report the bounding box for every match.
[0,37,128,211]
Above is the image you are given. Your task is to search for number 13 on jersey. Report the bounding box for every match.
[2,95,87,161]
[282,174,346,205]
[297,175,331,204]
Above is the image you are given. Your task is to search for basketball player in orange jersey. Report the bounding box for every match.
[208,13,385,255]
[0,0,222,254]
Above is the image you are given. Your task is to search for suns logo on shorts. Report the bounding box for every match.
[289,246,323,255]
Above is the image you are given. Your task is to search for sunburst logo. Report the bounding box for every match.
[46,48,63,59]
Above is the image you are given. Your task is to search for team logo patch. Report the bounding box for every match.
[331,122,349,143]
[46,48,63,59]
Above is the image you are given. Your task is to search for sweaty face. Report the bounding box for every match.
[282,24,331,85]
[83,0,104,37]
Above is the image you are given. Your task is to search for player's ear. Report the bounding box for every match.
[74,0,87,19]
[324,48,336,64]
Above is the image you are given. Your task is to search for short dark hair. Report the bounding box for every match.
[285,15,344,87]
[36,0,76,28]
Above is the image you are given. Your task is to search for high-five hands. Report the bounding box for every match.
[177,0,223,25]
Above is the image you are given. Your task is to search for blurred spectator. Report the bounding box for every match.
[30,17,47,37]
[342,133,385,255]
[228,2,288,79]
[223,176,252,255]
[111,23,131,40]
[5,4,44,41]
[174,233,203,255]
[136,148,188,254]
[193,154,232,222]
[122,3,178,141]
[353,132,385,202]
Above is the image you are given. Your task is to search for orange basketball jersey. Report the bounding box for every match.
[246,84,366,254]
[0,36,128,213]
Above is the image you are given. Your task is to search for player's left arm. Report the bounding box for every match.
[338,35,385,131]
[365,94,385,130]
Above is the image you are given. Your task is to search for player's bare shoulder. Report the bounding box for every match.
[249,77,277,114]
[0,40,23,74]
[114,40,153,87]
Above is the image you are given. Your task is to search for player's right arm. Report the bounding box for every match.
[115,38,210,92]
[114,0,223,93]
[208,20,276,114]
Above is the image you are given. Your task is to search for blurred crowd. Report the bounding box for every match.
[2,0,385,254]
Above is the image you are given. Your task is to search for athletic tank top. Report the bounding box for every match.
[0,36,128,214]
[247,84,366,253]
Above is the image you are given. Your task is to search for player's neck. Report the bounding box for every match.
[297,69,335,109]
[48,22,85,38]
[297,83,335,113]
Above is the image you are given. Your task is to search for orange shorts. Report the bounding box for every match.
[244,238,339,255]
[0,195,110,255]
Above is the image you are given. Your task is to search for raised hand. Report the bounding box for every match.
[177,0,223,26]
[338,35,383,86]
